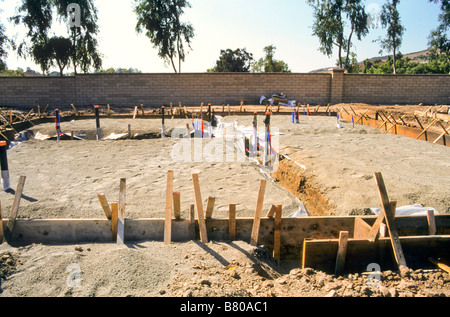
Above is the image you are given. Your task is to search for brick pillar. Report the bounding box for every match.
[329,68,345,104]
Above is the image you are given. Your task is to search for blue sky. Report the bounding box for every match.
[1,0,444,73]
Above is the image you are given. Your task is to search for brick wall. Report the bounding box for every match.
[343,73,450,105]
[0,70,448,108]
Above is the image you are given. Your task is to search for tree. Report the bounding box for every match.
[11,0,102,75]
[378,0,404,74]
[48,36,74,76]
[208,48,254,72]
[252,45,290,73]
[428,0,450,66]
[135,0,195,73]
[307,0,368,70]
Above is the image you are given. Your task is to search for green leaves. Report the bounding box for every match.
[134,0,195,73]
[208,48,254,73]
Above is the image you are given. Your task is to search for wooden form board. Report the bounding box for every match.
[3,215,450,262]
[340,113,450,147]
[303,235,450,273]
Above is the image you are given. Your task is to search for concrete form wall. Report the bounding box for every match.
[0,70,449,107]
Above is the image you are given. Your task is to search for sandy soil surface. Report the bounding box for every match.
[0,118,300,219]
[0,110,449,298]
[222,114,450,216]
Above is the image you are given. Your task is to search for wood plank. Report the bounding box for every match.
[164,171,174,245]
[111,202,118,241]
[4,176,26,242]
[273,205,282,266]
[374,173,407,268]
[192,173,208,243]
[229,204,236,241]
[427,210,437,236]
[117,178,126,245]
[173,192,181,221]
[205,197,216,219]
[250,179,267,246]
[354,217,372,239]
[97,193,112,220]
[428,258,450,274]
[303,235,450,274]
[335,231,349,275]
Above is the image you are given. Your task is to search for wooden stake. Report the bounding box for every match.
[4,176,26,242]
[141,104,145,116]
[133,106,138,120]
[335,231,349,276]
[205,197,216,219]
[164,171,174,245]
[97,193,112,220]
[0,202,4,243]
[250,179,267,246]
[173,192,181,221]
[117,178,126,245]
[273,205,282,266]
[111,202,118,241]
[107,104,111,116]
[373,173,407,268]
[71,104,80,116]
[266,205,277,218]
[427,210,437,236]
[416,119,439,140]
[192,173,208,243]
[228,204,236,241]
[189,204,195,224]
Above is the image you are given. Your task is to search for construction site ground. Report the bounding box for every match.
[0,103,448,298]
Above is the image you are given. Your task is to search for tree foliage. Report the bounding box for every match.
[10,0,102,75]
[307,0,368,70]
[48,36,74,76]
[252,45,290,73]
[208,48,254,72]
[377,0,405,74]
[362,53,450,74]
[428,0,450,65]
[135,0,195,73]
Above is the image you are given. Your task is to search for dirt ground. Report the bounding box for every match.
[0,104,449,298]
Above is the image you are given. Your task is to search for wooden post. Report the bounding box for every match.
[205,197,216,219]
[107,104,111,116]
[273,205,282,266]
[133,106,138,119]
[141,104,145,117]
[4,176,26,242]
[128,124,132,139]
[0,141,11,191]
[335,231,349,276]
[0,202,4,243]
[111,202,118,241]
[189,204,195,224]
[192,173,208,243]
[266,205,277,218]
[173,192,181,221]
[373,173,407,268]
[250,179,267,246]
[97,193,112,220]
[71,104,80,116]
[117,178,126,245]
[228,204,236,241]
[164,171,174,245]
[427,210,437,235]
